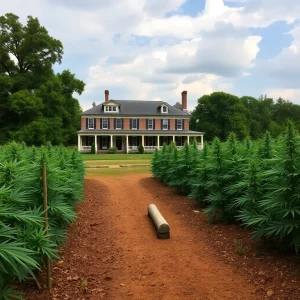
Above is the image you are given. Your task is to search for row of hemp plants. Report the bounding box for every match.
[151,122,300,253]
[0,142,84,299]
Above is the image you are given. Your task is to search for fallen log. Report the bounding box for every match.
[148,204,170,239]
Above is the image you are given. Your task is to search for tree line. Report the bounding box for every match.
[0,13,84,146]
[190,92,300,141]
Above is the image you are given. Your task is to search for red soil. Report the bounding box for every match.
[20,174,300,300]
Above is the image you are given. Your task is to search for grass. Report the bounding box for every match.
[85,159,151,166]
[81,153,153,161]
[85,166,151,176]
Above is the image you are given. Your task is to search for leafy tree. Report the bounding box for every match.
[0,13,84,145]
[190,92,249,141]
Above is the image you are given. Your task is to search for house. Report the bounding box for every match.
[78,90,204,153]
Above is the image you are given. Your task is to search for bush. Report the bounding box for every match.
[108,147,117,154]
[91,143,96,154]
[138,145,145,154]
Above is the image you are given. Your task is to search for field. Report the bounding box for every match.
[17,140,300,300]
[0,142,84,299]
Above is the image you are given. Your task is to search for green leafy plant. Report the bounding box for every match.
[138,145,145,154]
[91,143,96,154]
[108,147,117,154]
[0,142,84,297]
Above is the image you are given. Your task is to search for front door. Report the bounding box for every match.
[116,137,122,150]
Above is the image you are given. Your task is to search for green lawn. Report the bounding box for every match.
[85,159,151,166]
[86,166,151,176]
[81,153,153,161]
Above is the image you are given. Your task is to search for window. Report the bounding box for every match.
[104,105,118,112]
[116,118,122,129]
[132,136,138,147]
[102,118,108,129]
[148,119,153,130]
[102,136,108,149]
[162,119,168,130]
[161,105,168,113]
[177,119,183,130]
[88,118,94,129]
[132,118,137,129]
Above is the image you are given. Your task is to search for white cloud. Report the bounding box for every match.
[263,25,300,87]
[1,0,300,111]
[265,89,300,104]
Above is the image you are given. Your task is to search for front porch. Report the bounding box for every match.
[78,133,204,154]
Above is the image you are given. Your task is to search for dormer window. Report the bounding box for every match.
[104,101,119,113]
[161,104,168,113]
[105,106,117,112]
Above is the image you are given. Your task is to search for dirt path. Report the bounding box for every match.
[95,174,259,300]
[22,174,262,300]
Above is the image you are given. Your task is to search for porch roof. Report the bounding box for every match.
[78,129,204,135]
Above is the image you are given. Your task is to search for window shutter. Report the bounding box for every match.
[175,119,177,130]
[94,118,96,129]
[122,118,124,129]
[153,119,156,130]
[161,119,163,129]
[182,119,185,130]
[130,119,132,129]
[168,119,170,130]
[137,119,140,130]
[100,118,102,129]
[114,118,116,129]
[146,119,148,130]
[108,118,110,129]
[86,118,88,129]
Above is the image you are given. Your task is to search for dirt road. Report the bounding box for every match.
[22,174,262,300]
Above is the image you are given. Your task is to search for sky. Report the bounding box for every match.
[1,0,300,111]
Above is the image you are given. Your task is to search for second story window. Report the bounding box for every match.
[132,118,137,130]
[162,119,168,130]
[102,118,108,129]
[116,118,122,129]
[88,118,95,129]
[148,119,153,130]
[177,119,183,130]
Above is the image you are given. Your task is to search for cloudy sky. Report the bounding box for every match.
[1,0,300,110]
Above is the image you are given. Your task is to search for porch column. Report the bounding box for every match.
[201,135,204,148]
[110,135,113,148]
[78,135,81,152]
[157,136,160,149]
[94,135,98,153]
[126,135,129,154]
[187,135,190,144]
[142,135,144,147]
[173,135,175,143]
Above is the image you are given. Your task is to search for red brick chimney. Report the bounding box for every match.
[105,90,109,102]
[181,91,187,111]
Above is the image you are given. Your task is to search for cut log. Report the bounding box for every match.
[148,204,170,239]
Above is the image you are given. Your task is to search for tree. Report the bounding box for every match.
[0,13,84,145]
[190,92,249,141]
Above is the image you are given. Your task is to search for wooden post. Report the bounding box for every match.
[42,163,52,289]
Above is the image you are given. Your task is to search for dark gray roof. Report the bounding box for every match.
[82,100,190,117]
[78,130,203,135]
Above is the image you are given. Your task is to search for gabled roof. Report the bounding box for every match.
[82,100,190,117]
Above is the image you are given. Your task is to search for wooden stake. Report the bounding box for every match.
[42,163,52,289]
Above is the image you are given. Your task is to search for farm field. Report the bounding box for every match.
[20,172,300,300]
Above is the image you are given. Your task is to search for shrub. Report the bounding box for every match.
[138,145,145,154]
[108,147,117,154]
[91,143,96,154]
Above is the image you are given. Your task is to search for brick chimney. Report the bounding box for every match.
[181,91,187,111]
[105,90,109,102]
